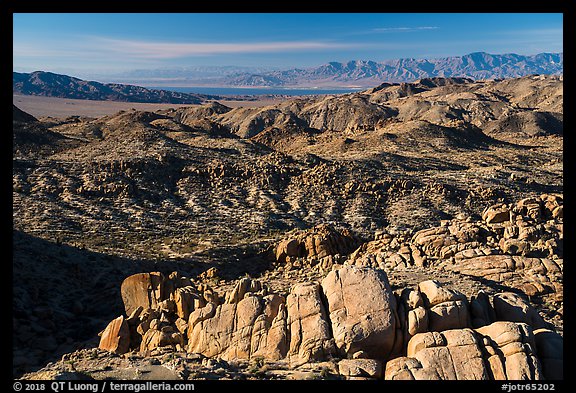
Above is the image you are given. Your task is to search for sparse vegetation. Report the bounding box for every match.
[13,75,563,380]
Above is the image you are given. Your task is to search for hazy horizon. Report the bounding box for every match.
[13,50,564,88]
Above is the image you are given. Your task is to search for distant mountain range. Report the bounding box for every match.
[99,52,564,88]
[13,71,222,104]
[221,52,563,87]
[13,52,563,100]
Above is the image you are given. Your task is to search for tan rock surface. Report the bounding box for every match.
[173,286,204,321]
[120,272,165,316]
[98,316,130,355]
[482,203,511,224]
[338,359,383,379]
[387,321,545,380]
[387,328,489,380]
[476,321,543,380]
[322,266,397,359]
[440,255,562,296]
[286,283,335,363]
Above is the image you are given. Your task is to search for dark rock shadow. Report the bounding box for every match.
[12,230,201,377]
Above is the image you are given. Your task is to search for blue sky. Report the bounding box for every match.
[13,13,563,78]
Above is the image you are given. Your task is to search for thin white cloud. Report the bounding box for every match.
[91,37,356,59]
[372,26,440,32]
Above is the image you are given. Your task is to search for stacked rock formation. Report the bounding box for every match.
[100,267,397,365]
[385,322,544,380]
[99,264,562,380]
[343,194,562,300]
[274,224,361,272]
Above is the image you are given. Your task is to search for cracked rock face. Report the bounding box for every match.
[98,316,130,355]
[386,321,543,380]
[321,266,397,359]
[476,322,543,380]
[121,272,166,316]
[286,283,335,363]
[103,267,399,363]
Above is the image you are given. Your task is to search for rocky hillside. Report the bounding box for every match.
[13,71,222,104]
[13,75,562,380]
[223,52,563,87]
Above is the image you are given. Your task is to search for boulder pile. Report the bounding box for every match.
[274,224,361,272]
[98,194,562,379]
[99,264,562,380]
[343,193,562,299]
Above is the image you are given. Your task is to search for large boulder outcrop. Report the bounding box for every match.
[418,280,470,332]
[386,321,544,380]
[98,316,131,355]
[476,321,543,380]
[396,280,471,352]
[514,194,563,221]
[120,272,166,316]
[386,328,489,380]
[321,266,397,359]
[410,220,485,260]
[286,283,335,363]
[187,278,289,361]
[440,255,562,296]
[275,224,360,265]
[96,267,561,380]
[347,229,425,270]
